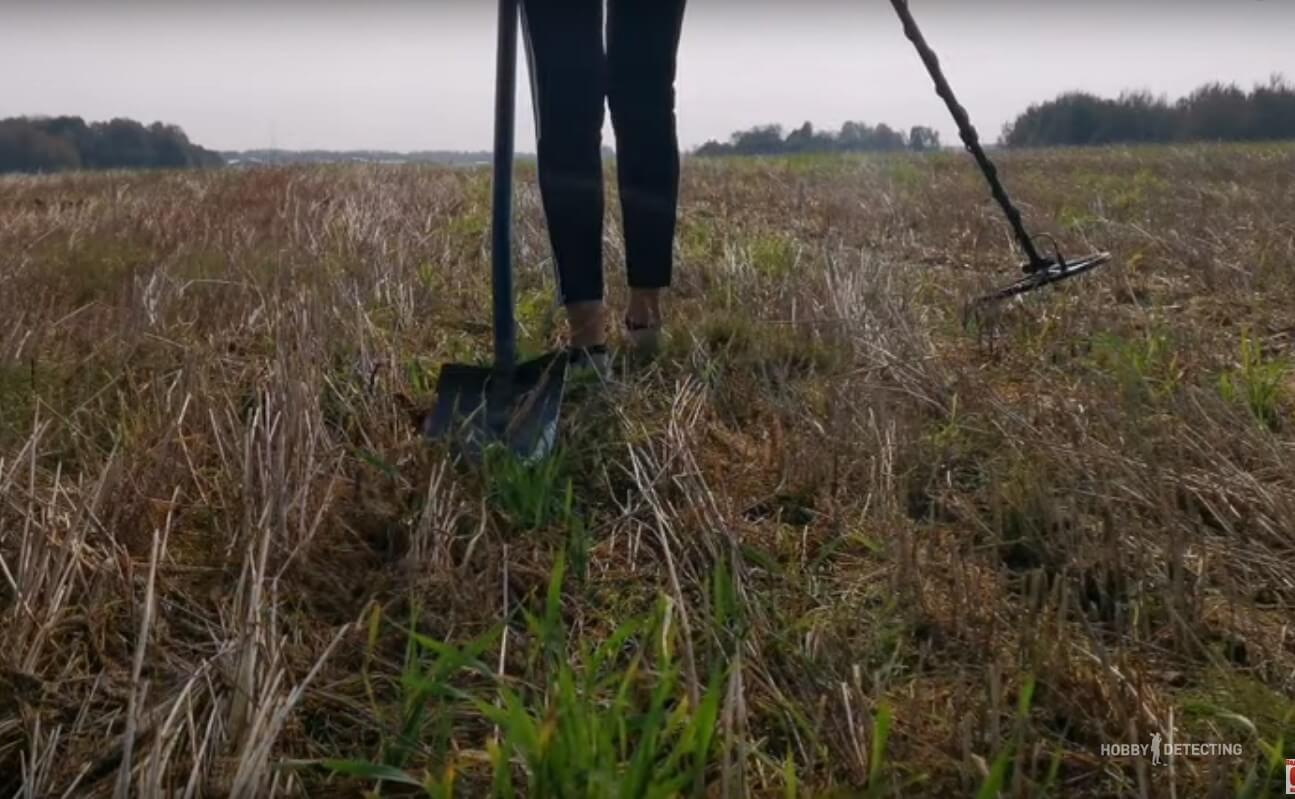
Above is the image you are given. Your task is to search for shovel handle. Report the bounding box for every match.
[492,0,519,371]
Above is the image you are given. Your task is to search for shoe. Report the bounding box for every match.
[624,317,663,360]
[566,344,612,384]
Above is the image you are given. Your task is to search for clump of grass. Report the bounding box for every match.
[745,231,798,280]
[1179,666,1295,797]
[884,158,925,191]
[677,215,723,265]
[479,564,725,798]
[314,556,725,798]
[515,287,559,351]
[483,446,575,533]
[695,311,846,378]
[1180,665,1295,748]
[446,205,489,252]
[1088,327,1183,403]
[1218,333,1288,431]
[1076,166,1169,218]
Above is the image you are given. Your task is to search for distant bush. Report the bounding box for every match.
[0,116,224,174]
[1002,76,1295,148]
[695,121,942,157]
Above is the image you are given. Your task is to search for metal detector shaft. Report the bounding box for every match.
[888,0,1047,270]
[491,0,519,371]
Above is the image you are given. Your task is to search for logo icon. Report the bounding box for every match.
[1285,757,1295,795]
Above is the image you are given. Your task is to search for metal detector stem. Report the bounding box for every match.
[889,0,1049,272]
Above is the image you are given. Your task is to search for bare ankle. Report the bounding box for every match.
[627,288,664,329]
[566,300,607,349]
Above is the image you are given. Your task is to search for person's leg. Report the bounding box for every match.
[520,0,607,348]
[607,0,687,336]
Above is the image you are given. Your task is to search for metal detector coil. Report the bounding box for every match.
[980,251,1111,305]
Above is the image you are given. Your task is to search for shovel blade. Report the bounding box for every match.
[424,351,567,462]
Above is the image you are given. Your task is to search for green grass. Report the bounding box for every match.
[1218,334,1289,431]
[483,446,576,533]
[746,232,798,280]
[313,557,726,798]
[677,216,724,266]
[1181,666,1295,748]
[1087,327,1183,403]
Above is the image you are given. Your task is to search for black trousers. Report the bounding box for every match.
[520,0,687,305]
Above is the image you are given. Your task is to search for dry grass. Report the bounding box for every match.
[2,143,1293,797]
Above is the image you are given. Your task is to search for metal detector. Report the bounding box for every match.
[889,0,1111,310]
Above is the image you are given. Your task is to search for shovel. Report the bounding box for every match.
[423,0,566,462]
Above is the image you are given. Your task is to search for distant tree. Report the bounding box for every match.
[838,120,871,150]
[1249,74,1295,141]
[730,124,786,155]
[783,121,811,151]
[0,115,222,174]
[93,118,154,168]
[694,139,729,157]
[871,123,906,151]
[694,117,942,158]
[1179,82,1250,142]
[785,121,836,153]
[0,120,79,172]
[908,125,941,152]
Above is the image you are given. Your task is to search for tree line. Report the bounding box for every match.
[1002,76,1295,148]
[694,121,942,157]
[6,77,1294,176]
[0,116,224,174]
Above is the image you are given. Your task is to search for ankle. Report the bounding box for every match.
[566,300,607,349]
[626,288,664,329]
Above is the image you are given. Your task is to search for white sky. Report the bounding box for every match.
[1,0,1292,152]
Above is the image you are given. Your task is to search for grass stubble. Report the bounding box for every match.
[1,144,1293,797]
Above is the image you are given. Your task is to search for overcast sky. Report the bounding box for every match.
[2,0,1292,152]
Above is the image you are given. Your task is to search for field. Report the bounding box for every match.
[2,144,1293,797]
